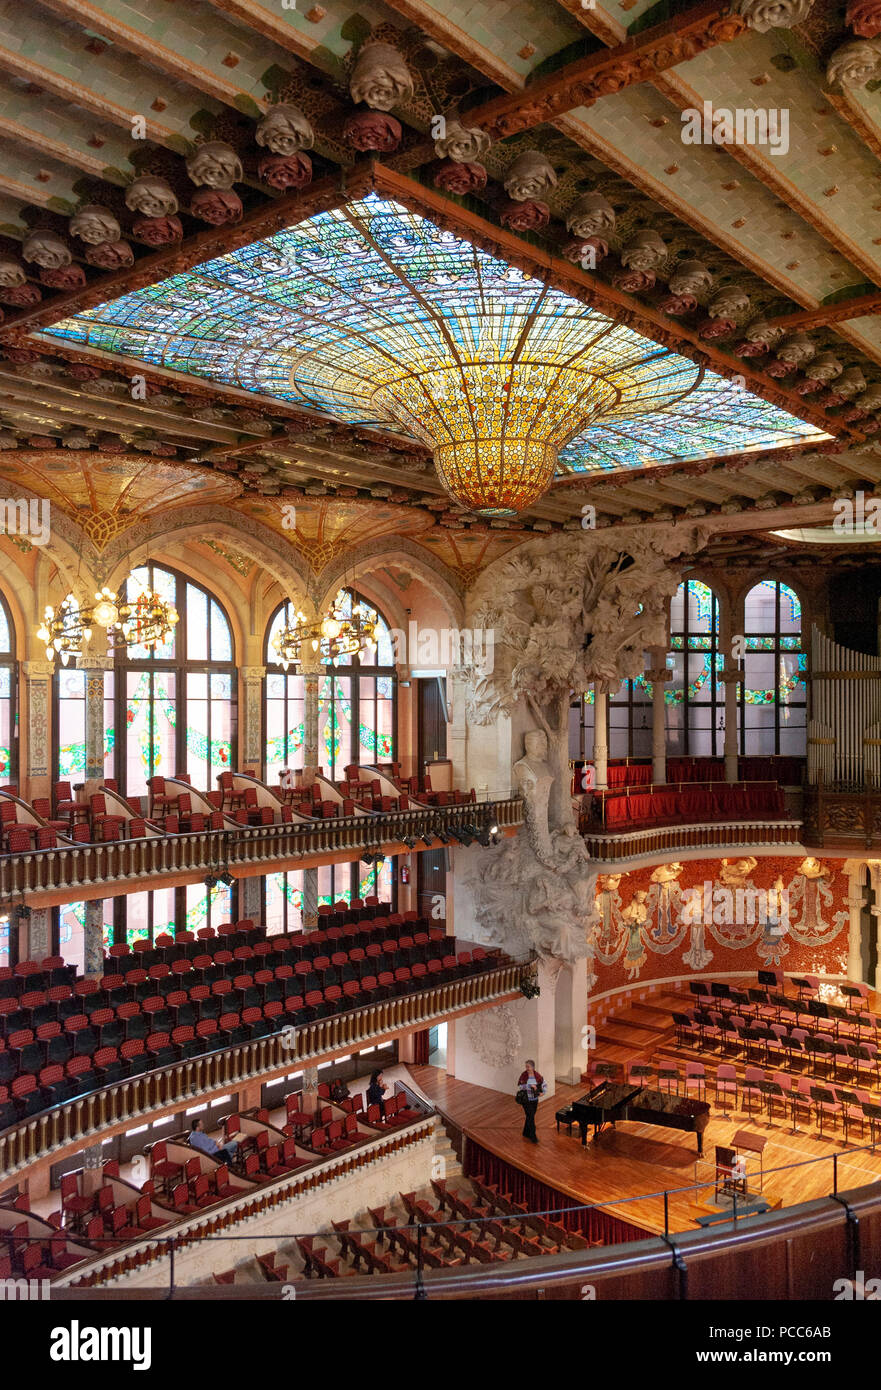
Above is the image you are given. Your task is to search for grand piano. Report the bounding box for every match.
[571,1082,711,1155]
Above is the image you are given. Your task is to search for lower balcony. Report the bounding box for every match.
[582,818,804,863]
[0,954,530,1180]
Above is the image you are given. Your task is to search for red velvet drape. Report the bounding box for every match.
[464,1140,646,1244]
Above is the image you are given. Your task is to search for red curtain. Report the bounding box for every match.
[464,1140,646,1244]
[411,1029,430,1065]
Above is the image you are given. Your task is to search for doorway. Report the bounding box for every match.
[861,867,877,986]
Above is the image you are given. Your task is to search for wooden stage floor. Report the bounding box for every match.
[411,1020,881,1237]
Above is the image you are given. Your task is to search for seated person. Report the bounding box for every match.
[189,1116,239,1165]
[330,1078,350,1104]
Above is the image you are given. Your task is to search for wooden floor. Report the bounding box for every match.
[411,983,881,1237]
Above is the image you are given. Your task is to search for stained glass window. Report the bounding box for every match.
[115,563,236,797]
[317,859,394,911]
[43,194,829,483]
[265,869,303,935]
[264,588,395,780]
[669,580,723,757]
[0,590,15,785]
[741,580,806,757]
[55,667,115,783]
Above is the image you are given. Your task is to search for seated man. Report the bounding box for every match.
[189,1116,239,1165]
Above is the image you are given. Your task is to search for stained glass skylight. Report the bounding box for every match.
[42,193,829,501]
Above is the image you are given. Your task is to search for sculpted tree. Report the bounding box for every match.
[460,526,705,963]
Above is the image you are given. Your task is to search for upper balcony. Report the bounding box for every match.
[0,767,523,905]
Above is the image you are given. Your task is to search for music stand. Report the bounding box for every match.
[714,1144,747,1204]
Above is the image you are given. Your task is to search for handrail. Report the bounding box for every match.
[0,796,524,903]
[0,958,531,1180]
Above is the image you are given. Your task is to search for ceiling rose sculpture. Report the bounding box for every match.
[45,194,831,512]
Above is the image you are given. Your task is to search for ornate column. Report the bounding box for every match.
[77,654,113,797]
[240,666,265,772]
[27,907,50,962]
[84,899,105,978]
[646,648,671,784]
[240,876,262,924]
[300,654,322,780]
[721,664,742,783]
[302,866,318,929]
[846,869,865,983]
[593,681,609,791]
[24,659,54,793]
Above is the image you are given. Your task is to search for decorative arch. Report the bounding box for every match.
[263,585,397,784]
[54,560,237,797]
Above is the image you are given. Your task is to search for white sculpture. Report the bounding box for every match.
[513,729,556,867]
[503,149,557,202]
[776,333,816,367]
[350,40,413,111]
[70,204,121,245]
[708,287,750,319]
[620,229,667,271]
[256,103,315,154]
[827,39,881,88]
[22,231,71,269]
[669,260,712,297]
[434,119,490,163]
[0,257,25,287]
[565,192,615,238]
[734,0,813,30]
[125,177,179,217]
[186,142,243,190]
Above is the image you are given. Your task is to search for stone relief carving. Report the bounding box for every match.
[349,40,413,111]
[465,1005,522,1071]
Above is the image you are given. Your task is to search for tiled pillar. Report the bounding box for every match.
[79,654,113,797]
[84,898,105,978]
[302,869,318,928]
[240,666,265,773]
[302,658,321,778]
[26,906,50,963]
[24,659,54,800]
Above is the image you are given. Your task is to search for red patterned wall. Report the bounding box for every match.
[590,854,851,993]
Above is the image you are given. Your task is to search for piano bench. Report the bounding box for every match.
[555,1107,575,1135]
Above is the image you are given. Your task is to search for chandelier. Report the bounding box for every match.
[37,579,179,665]
[270,598,378,670]
[37,594,93,666]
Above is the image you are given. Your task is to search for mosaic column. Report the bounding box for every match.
[301,655,321,778]
[27,906,50,962]
[81,1142,104,1198]
[846,872,865,983]
[646,650,670,785]
[240,875,262,924]
[24,659,54,790]
[592,681,609,791]
[302,868,318,929]
[240,666,265,772]
[79,654,113,796]
[84,899,104,978]
[721,665,742,783]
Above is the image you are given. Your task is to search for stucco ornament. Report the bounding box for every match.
[734,0,813,29]
[835,367,867,398]
[856,384,881,411]
[744,317,783,347]
[349,40,413,111]
[708,287,750,319]
[804,352,843,383]
[22,231,71,269]
[125,176,179,217]
[70,204,121,245]
[465,1005,522,1070]
[668,259,712,297]
[256,103,314,154]
[776,333,816,367]
[827,38,881,87]
[186,142,243,189]
[0,257,26,288]
[565,191,615,239]
[434,119,491,163]
[620,229,667,272]
[503,149,557,202]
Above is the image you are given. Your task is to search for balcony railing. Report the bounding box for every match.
[0,797,523,904]
[582,818,803,863]
[0,957,530,1179]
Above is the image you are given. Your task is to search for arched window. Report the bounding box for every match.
[0,591,16,786]
[117,564,236,797]
[669,580,724,756]
[264,587,396,781]
[740,579,805,756]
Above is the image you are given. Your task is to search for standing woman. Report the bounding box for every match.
[516,1059,546,1144]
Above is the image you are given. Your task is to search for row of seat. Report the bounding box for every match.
[595,782,786,830]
